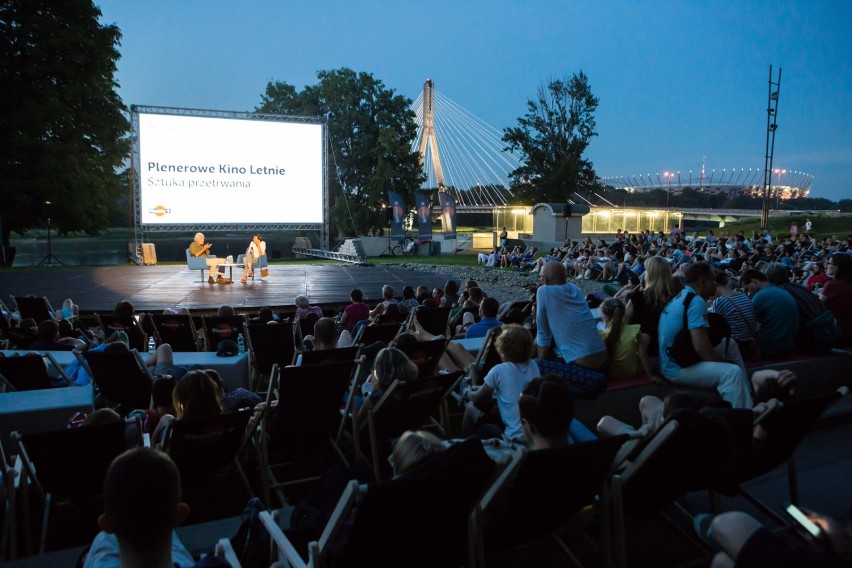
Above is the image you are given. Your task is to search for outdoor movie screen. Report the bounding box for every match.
[138,112,323,225]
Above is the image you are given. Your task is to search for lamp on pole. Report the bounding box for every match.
[774,168,786,208]
[664,172,673,233]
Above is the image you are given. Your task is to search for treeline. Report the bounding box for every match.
[590,187,852,212]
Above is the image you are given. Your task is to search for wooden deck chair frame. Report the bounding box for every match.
[258,361,358,507]
[149,313,199,352]
[451,326,503,407]
[200,314,247,352]
[352,322,403,346]
[413,305,452,337]
[0,436,23,559]
[392,337,448,379]
[257,481,362,568]
[294,345,360,367]
[12,416,142,555]
[95,313,147,352]
[11,296,55,324]
[75,349,153,415]
[731,386,850,527]
[0,352,71,391]
[358,371,464,477]
[245,321,298,392]
[468,436,629,568]
[160,408,257,505]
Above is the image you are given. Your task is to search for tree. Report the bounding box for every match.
[502,71,600,204]
[0,0,129,265]
[257,68,423,238]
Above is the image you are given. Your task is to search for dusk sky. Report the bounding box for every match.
[99,1,851,201]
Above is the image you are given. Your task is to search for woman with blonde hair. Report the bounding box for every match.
[357,347,418,421]
[599,298,657,381]
[624,255,678,381]
[461,324,539,441]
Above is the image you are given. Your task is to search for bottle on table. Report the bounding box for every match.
[237,333,245,355]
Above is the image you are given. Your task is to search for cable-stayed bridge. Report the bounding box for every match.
[411,79,521,208]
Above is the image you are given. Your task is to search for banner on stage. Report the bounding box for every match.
[387,190,406,241]
[438,192,457,240]
[415,191,432,241]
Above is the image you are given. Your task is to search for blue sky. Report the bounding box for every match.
[98,0,851,201]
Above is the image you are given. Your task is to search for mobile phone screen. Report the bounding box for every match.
[786,504,823,539]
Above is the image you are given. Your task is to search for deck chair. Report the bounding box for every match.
[353,322,402,345]
[149,313,199,352]
[202,314,247,352]
[467,325,504,388]
[95,314,146,352]
[607,410,728,568]
[359,371,464,477]
[259,437,496,568]
[245,322,298,390]
[295,345,359,366]
[161,409,255,521]
[259,361,358,506]
[76,349,153,415]
[12,416,141,555]
[413,305,451,336]
[0,352,70,391]
[731,386,850,524]
[297,313,320,344]
[12,296,55,323]
[469,435,629,567]
[0,436,21,558]
[393,337,447,378]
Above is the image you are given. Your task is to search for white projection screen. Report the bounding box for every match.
[137,111,323,225]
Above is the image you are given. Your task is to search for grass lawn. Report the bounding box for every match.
[720,213,852,240]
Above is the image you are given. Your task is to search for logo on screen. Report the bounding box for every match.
[148,205,172,217]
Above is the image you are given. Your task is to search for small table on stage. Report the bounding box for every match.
[218,263,245,282]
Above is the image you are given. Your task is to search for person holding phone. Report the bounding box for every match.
[189,232,225,284]
[705,508,852,567]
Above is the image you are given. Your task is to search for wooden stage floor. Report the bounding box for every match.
[0,264,451,312]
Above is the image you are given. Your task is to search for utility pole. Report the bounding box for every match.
[761,66,782,230]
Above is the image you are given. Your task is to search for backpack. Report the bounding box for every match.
[665,292,732,368]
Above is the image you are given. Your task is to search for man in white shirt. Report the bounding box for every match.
[535,261,609,397]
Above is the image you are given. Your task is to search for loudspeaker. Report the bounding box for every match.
[386,208,394,222]
[563,204,572,217]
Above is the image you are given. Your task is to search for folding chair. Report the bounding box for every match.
[161,409,256,521]
[95,314,147,352]
[353,322,402,346]
[259,437,496,568]
[245,322,298,391]
[393,338,447,378]
[149,313,199,352]
[0,436,21,559]
[731,386,850,524]
[258,361,358,507]
[0,352,70,391]
[466,325,504,388]
[76,349,153,415]
[413,305,451,336]
[12,416,141,555]
[469,435,629,568]
[358,371,464,478]
[297,313,320,343]
[11,296,55,324]
[201,314,247,352]
[295,345,359,366]
[607,410,727,568]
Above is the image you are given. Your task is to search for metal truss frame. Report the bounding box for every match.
[129,105,329,263]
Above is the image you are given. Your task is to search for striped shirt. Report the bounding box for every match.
[712,293,756,342]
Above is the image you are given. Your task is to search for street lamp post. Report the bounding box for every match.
[664,171,672,232]
[774,168,786,208]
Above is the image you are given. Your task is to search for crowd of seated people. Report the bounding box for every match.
[3,251,852,566]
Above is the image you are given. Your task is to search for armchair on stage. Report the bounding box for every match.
[186,248,217,283]
[236,253,268,281]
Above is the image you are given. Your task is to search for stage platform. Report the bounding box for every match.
[0,264,450,313]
